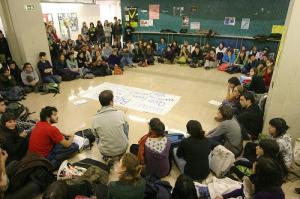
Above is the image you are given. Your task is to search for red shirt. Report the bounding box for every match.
[29,121,64,157]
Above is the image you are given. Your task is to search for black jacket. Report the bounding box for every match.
[247,75,266,94]
[236,104,263,138]
[177,137,211,180]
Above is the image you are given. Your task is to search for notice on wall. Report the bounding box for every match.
[149,4,160,19]
[182,16,190,26]
[124,7,138,28]
[148,19,153,26]
[79,82,181,115]
[140,20,149,27]
[190,22,200,30]
[173,7,184,16]
[241,18,250,30]
[224,17,236,26]
[272,25,285,34]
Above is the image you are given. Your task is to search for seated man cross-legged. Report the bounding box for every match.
[29,106,78,169]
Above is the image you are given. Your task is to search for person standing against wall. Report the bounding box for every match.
[0,31,12,64]
[96,20,105,45]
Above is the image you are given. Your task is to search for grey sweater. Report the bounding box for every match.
[92,106,129,157]
[207,118,242,154]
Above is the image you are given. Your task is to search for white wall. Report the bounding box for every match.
[41,2,121,41]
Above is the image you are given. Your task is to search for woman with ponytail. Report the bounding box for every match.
[268,118,293,168]
[175,120,211,180]
[107,153,145,199]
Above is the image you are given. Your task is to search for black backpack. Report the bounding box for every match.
[6,102,32,121]
[75,129,96,148]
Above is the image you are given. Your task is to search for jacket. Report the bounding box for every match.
[92,106,128,157]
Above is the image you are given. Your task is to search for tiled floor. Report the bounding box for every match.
[24,64,299,198]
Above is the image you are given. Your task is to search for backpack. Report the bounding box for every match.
[4,86,25,101]
[209,145,235,177]
[40,83,60,96]
[144,175,172,199]
[6,102,31,121]
[75,129,96,146]
[114,66,123,75]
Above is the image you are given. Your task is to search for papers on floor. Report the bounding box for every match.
[73,99,88,106]
[208,100,222,106]
[73,135,89,150]
[79,82,181,115]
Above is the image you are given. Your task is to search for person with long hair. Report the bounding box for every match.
[130,118,171,178]
[216,139,287,199]
[106,153,145,199]
[174,120,211,180]
[268,118,293,168]
[171,174,198,199]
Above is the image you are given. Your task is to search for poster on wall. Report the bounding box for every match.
[173,7,184,16]
[43,14,53,23]
[140,20,149,27]
[241,18,250,30]
[224,17,236,26]
[190,22,200,30]
[124,7,139,28]
[182,16,189,26]
[148,19,153,26]
[149,4,160,19]
[58,13,78,39]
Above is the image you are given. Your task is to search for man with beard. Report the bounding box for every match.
[29,106,78,168]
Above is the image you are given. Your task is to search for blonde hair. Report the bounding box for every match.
[118,153,142,184]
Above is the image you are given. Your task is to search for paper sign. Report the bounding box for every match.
[224,17,235,26]
[272,25,285,34]
[79,82,181,115]
[148,19,153,26]
[125,15,129,21]
[149,4,160,19]
[241,18,250,30]
[190,22,200,30]
[140,20,149,27]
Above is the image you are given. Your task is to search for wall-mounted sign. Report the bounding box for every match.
[24,4,36,11]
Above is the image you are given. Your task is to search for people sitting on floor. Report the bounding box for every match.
[132,43,144,65]
[216,42,226,63]
[221,48,236,67]
[66,52,82,78]
[170,41,180,57]
[0,66,17,90]
[177,45,190,64]
[108,48,121,69]
[268,118,293,168]
[236,92,263,140]
[244,67,266,94]
[157,37,167,57]
[54,54,80,81]
[204,49,218,69]
[171,174,198,199]
[222,85,244,115]
[21,62,40,92]
[262,64,273,91]
[7,61,22,86]
[174,120,211,180]
[189,46,204,68]
[207,106,242,156]
[29,106,79,169]
[92,50,109,76]
[0,112,29,163]
[223,77,241,107]
[163,46,176,64]
[143,44,155,66]
[131,118,171,178]
[226,49,247,74]
[99,153,145,199]
[76,51,95,79]
[38,52,62,84]
[119,45,134,68]
[92,90,128,161]
[102,42,112,61]
[257,58,274,76]
[241,54,259,74]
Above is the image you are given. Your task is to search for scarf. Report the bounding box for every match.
[137,131,159,164]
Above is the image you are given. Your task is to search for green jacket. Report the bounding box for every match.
[107,178,145,199]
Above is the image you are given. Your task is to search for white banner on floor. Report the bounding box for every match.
[79,82,181,115]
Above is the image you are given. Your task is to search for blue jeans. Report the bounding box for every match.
[43,75,62,83]
[47,143,79,169]
[121,56,133,67]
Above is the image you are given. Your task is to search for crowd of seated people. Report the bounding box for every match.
[0,19,295,199]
